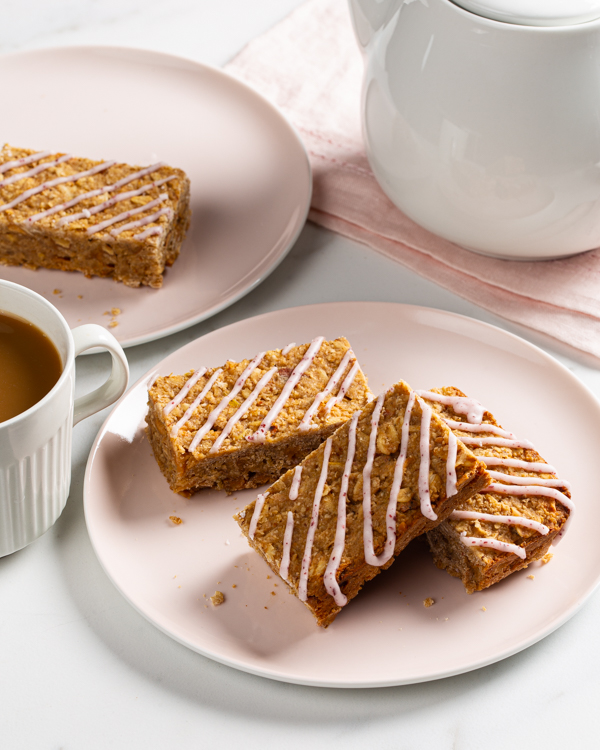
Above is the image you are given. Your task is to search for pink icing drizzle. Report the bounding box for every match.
[249,492,268,540]
[170,369,223,440]
[209,367,277,454]
[362,394,386,566]
[481,456,557,473]
[387,390,416,525]
[417,399,437,521]
[451,509,549,535]
[28,169,171,224]
[188,353,266,452]
[163,366,207,417]
[323,361,360,417]
[298,437,333,601]
[298,348,355,432]
[248,336,324,443]
[0,160,116,214]
[459,533,527,560]
[86,193,167,236]
[0,150,52,174]
[443,418,515,439]
[324,411,360,605]
[487,470,570,491]
[0,153,72,188]
[416,391,484,424]
[134,226,163,241]
[281,342,296,356]
[460,436,535,450]
[279,511,295,581]
[110,206,172,238]
[289,465,303,501]
[363,390,416,569]
[57,176,173,228]
[446,429,458,498]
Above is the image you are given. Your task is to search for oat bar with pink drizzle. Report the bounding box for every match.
[146,337,372,494]
[235,381,489,627]
[420,387,573,593]
[0,144,190,287]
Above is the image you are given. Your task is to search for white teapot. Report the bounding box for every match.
[348,0,600,259]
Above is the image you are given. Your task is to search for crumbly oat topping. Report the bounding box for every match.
[146,338,372,494]
[0,144,190,288]
[425,387,571,594]
[236,380,488,627]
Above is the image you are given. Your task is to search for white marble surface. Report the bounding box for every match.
[1,2,599,748]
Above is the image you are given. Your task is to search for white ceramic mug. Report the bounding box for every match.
[0,280,129,557]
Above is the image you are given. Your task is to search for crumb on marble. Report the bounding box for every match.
[542,553,553,565]
[210,591,225,607]
[169,515,182,525]
[423,598,435,608]
[527,575,535,580]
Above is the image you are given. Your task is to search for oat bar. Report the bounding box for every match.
[421,387,573,593]
[0,144,190,287]
[146,337,372,494]
[235,381,489,627]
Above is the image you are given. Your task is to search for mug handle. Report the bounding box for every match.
[71,324,130,426]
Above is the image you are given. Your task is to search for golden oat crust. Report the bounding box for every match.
[0,144,190,288]
[146,337,372,494]
[235,381,489,627]
[423,387,571,593]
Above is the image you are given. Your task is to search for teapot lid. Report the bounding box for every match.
[452,0,600,26]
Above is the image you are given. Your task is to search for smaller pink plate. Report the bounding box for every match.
[0,47,311,347]
[84,302,600,687]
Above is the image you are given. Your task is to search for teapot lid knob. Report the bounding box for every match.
[452,0,600,26]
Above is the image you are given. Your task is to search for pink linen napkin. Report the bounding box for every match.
[225,0,600,360]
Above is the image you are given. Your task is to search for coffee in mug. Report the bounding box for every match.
[0,311,63,423]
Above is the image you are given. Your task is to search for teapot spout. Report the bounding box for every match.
[348,0,405,50]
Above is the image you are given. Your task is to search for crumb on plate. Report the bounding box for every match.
[210,591,225,607]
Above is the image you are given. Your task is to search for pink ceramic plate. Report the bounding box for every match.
[0,47,311,347]
[84,302,600,687]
